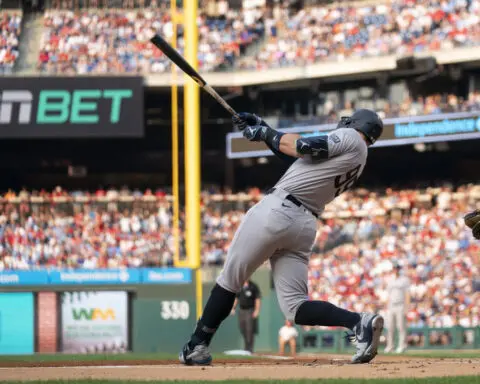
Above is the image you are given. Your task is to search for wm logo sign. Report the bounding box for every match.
[72,308,116,321]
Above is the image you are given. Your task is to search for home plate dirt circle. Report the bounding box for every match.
[0,356,479,381]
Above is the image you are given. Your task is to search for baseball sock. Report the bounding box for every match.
[294,301,361,330]
[189,283,236,347]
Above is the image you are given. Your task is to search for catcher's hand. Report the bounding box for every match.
[464,210,480,239]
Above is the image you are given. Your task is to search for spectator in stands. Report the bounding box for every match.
[33,0,480,74]
[38,4,266,74]
[0,184,478,333]
[237,0,480,70]
[0,12,21,74]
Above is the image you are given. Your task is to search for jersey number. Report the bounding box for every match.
[334,165,361,197]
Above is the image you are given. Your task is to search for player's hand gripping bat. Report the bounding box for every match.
[150,33,237,117]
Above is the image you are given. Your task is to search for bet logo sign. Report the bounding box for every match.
[0,89,133,125]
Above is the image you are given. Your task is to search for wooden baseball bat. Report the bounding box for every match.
[150,33,237,116]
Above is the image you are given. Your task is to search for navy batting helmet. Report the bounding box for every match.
[337,109,384,145]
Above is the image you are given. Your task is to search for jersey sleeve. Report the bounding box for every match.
[296,129,359,160]
[326,130,355,158]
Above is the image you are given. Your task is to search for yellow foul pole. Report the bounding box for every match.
[171,0,182,267]
[183,0,203,318]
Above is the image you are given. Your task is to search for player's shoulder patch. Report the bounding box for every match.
[329,133,341,144]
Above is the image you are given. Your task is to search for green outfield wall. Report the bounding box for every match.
[1,267,478,355]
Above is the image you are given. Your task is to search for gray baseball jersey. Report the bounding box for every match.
[275,128,368,215]
[387,275,410,307]
[217,127,369,320]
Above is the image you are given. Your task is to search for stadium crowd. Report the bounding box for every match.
[0,12,21,74]
[237,0,480,70]
[37,4,266,74]
[0,184,479,333]
[35,0,480,73]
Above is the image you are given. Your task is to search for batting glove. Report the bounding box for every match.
[232,112,262,131]
[243,124,266,142]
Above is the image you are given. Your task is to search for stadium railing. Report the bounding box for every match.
[299,326,480,353]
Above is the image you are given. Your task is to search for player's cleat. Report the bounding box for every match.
[179,342,212,366]
[347,313,384,364]
[384,346,393,353]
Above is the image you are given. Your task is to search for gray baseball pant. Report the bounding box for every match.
[217,188,317,321]
[386,305,407,350]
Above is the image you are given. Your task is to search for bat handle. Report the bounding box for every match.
[203,84,237,116]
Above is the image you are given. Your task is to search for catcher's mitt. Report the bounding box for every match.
[464,210,480,239]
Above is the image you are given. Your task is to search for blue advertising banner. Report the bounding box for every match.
[49,269,141,285]
[0,270,49,286]
[0,293,34,354]
[141,268,192,284]
[227,111,480,158]
[0,268,192,286]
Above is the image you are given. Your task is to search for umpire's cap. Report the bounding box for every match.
[337,109,384,145]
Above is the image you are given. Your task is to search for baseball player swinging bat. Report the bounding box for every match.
[179,109,386,365]
[149,34,237,116]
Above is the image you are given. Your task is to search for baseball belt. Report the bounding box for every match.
[266,188,318,218]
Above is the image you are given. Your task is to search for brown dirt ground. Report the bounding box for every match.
[0,356,479,381]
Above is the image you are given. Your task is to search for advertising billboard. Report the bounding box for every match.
[0,268,190,286]
[0,270,48,285]
[226,111,480,158]
[61,291,128,353]
[141,268,192,284]
[37,292,58,353]
[0,76,143,138]
[0,293,34,354]
[50,269,141,285]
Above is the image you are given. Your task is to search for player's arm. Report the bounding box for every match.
[282,132,349,159]
[253,298,261,319]
[233,113,347,160]
[263,130,298,164]
[404,280,411,309]
[405,291,410,309]
[231,297,238,316]
[252,283,261,319]
[271,131,345,159]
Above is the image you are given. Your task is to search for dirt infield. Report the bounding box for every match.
[0,356,479,381]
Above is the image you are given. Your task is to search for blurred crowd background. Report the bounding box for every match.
[0,12,21,73]
[2,0,480,74]
[1,184,479,331]
[35,0,480,74]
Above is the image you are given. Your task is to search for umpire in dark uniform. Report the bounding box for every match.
[231,279,262,353]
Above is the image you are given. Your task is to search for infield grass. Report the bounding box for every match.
[1,377,479,384]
